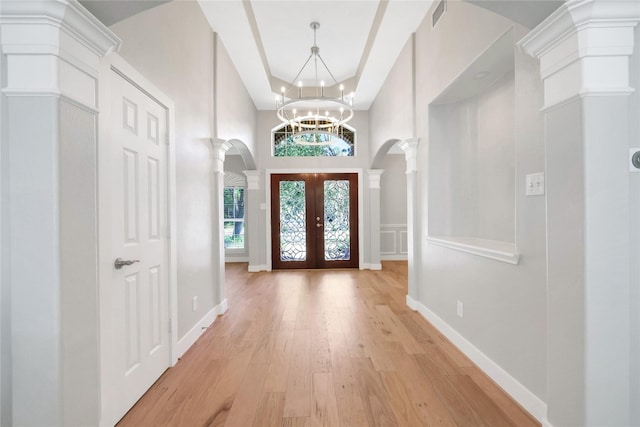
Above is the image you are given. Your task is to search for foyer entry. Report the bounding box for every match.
[271,173,359,269]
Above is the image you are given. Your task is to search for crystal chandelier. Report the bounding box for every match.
[276,22,354,144]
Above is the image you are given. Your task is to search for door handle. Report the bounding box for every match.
[114,258,140,269]
[316,223,323,228]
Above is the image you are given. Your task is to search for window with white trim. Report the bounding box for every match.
[223,186,245,249]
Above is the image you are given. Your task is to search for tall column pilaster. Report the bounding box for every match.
[210,139,231,312]
[367,170,384,270]
[244,170,263,272]
[0,1,120,425]
[521,1,640,425]
[399,138,420,309]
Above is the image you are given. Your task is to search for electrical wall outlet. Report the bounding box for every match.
[526,172,545,196]
[457,301,464,318]
[192,296,198,312]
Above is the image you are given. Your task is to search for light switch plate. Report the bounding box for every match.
[526,172,545,196]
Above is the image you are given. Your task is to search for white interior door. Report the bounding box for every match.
[109,70,170,422]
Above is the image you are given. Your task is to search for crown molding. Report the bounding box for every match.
[0,0,121,58]
[519,0,639,109]
[520,0,640,60]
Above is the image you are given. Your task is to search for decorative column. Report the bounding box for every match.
[210,139,231,313]
[244,170,263,272]
[521,2,640,425]
[399,138,420,309]
[367,170,384,270]
[0,1,120,425]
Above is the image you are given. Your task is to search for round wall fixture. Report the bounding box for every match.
[632,150,640,169]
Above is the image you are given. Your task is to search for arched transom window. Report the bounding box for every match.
[273,121,355,157]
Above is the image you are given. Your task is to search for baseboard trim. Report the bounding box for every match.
[406,294,418,311]
[176,298,228,358]
[412,299,548,423]
[362,263,382,270]
[248,264,267,272]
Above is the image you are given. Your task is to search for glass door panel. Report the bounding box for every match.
[323,180,351,261]
[279,180,307,262]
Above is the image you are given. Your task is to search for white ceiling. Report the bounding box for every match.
[80,0,562,112]
[197,0,434,110]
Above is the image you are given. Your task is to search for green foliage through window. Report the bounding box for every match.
[224,187,245,249]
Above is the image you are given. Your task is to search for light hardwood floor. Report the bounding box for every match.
[117,262,540,427]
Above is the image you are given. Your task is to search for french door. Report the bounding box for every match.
[271,173,359,269]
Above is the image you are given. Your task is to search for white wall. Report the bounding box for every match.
[629,23,640,427]
[110,1,257,338]
[368,37,414,157]
[429,70,515,242]
[380,154,407,260]
[0,28,6,426]
[370,0,547,412]
[214,37,258,157]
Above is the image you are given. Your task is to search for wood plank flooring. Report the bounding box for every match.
[117,262,539,427]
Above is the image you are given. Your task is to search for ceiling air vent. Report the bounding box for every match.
[432,0,446,28]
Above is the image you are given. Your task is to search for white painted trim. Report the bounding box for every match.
[175,299,228,359]
[248,264,268,272]
[406,294,418,311]
[400,230,408,255]
[426,236,520,265]
[412,300,547,423]
[368,169,383,189]
[368,263,382,270]
[380,223,408,228]
[542,418,554,427]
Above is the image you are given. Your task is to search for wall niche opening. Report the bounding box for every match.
[427,29,519,264]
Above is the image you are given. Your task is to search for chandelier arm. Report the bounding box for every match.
[315,53,341,87]
[284,53,314,96]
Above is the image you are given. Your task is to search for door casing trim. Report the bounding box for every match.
[265,168,364,271]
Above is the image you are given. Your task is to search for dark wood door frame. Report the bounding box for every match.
[271,173,359,270]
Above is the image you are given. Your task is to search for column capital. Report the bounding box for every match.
[210,138,231,173]
[1,0,121,108]
[399,138,419,173]
[367,169,384,189]
[244,170,261,190]
[519,0,640,109]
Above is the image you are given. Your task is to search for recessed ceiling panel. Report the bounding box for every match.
[251,1,379,87]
